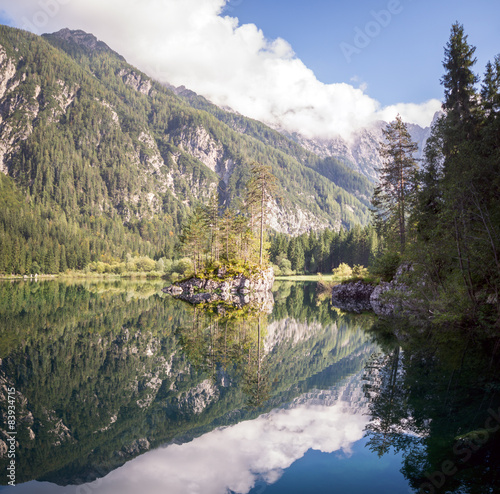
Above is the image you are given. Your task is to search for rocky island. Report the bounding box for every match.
[163,265,275,312]
[331,266,412,316]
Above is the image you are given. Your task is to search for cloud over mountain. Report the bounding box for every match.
[3,0,441,138]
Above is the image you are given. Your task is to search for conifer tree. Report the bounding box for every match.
[179,205,207,276]
[409,23,500,321]
[371,115,418,253]
[441,22,479,132]
[245,162,278,266]
[203,191,221,263]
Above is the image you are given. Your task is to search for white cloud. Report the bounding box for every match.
[377,99,443,128]
[0,0,441,139]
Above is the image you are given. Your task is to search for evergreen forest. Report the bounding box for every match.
[370,23,500,327]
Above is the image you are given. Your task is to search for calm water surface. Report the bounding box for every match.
[0,280,498,493]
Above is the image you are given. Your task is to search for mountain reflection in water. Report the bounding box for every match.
[1,280,498,493]
[25,374,370,494]
[0,280,379,493]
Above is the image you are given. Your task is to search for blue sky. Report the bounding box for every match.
[0,0,498,138]
[226,0,500,106]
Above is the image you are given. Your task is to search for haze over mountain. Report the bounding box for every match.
[169,79,436,183]
[277,116,438,182]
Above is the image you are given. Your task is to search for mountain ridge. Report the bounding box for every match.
[163,73,437,184]
[279,116,437,182]
[0,25,376,274]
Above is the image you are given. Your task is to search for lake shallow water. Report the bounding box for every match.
[0,280,498,494]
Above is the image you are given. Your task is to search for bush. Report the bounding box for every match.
[95,262,106,274]
[172,257,193,276]
[135,257,156,272]
[332,263,352,279]
[155,258,165,273]
[163,259,173,274]
[279,258,295,276]
[112,263,126,274]
[352,264,368,277]
[146,271,162,279]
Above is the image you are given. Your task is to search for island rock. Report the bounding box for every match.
[163,266,275,312]
[332,265,413,316]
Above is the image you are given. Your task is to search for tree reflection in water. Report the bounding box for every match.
[176,302,271,409]
[363,318,500,493]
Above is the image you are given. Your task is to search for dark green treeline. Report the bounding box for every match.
[270,224,381,274]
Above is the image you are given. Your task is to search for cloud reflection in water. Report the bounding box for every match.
[17,387,369,494]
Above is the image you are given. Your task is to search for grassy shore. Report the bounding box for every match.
[274,274,335,282]
[0,271,163,281]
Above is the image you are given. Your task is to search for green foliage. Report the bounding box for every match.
[172,257,194,276]
[332,262,353,280]
[245,162,279,265]
[179,165,278,275]
[270,224,382,274]
[370,251,401,282]
[371,115,419,253]
[365,317,500,493]
[405,23,500,326]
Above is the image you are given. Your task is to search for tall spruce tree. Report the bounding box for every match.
[441,23,479,128]
[371,115,418,253]
[440,23,482,309]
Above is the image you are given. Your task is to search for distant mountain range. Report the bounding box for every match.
[168,82,438,183]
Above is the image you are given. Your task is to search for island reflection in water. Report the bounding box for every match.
[1,280,498,493]
[0,280,384,493]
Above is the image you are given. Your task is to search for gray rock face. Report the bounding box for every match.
[370,271,413,316]
[331,268,412,316]
[280,115,440,183]
[46,29,125,59]
[370,282,396,316]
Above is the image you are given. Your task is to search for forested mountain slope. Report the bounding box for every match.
[0,25,371,274]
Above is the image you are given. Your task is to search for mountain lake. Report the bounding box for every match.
[0,280,498,494]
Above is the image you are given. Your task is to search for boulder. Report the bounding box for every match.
[331,265,413,316]
[331,281,375,313]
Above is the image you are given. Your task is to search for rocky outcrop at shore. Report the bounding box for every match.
[331,281,374,313]
[331,266,412,316]
[163,266,275,312]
